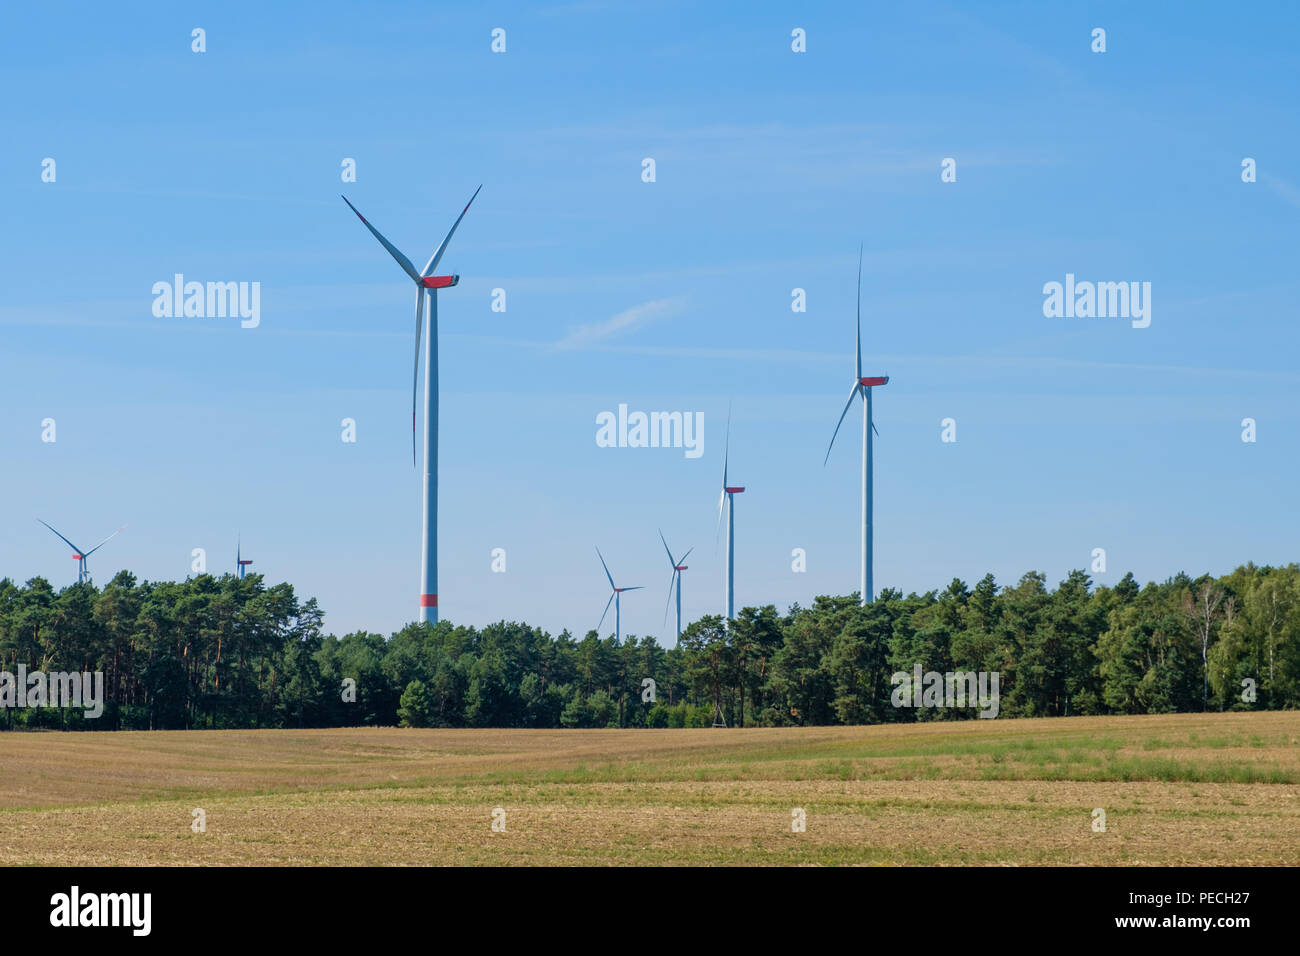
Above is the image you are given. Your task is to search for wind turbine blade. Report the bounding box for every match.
[663,569,678,624]
[597,591,616,632]
[723,403,731,489]
[341,196,422,283]
[659,529,675,566]
[717,404,731,535]
[412,288,425,467]
[824,384,862,465]
[596,546,616,590]
[422,184,482,276]
[622,586,644,592]
[37,519,83,555]
[679,546,695,563]
[872,421,880,437]
[83,524,127,557]
[856,244,863,382]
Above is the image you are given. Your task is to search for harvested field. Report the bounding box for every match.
[1,712,1297,865]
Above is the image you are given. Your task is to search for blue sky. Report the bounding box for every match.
[3,1,1298,641]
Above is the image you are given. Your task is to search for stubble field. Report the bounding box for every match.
[1,711,1297,865]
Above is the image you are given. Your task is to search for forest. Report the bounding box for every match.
[0,562,1297,730]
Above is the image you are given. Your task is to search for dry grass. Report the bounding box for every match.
[1,712,1297,865]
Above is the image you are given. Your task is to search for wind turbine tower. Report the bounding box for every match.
[37,520,126,585]
[342,186,481,625]
[824,247,889,605]
[718,411,744,620]
[658,530,694,645]
[596,547,642,644]
[237,537,253,579]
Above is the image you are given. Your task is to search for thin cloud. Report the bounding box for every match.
[448,332,1300,382]
[1262,173,1300,210]
[552,297,686,350]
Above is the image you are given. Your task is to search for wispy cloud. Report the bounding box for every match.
[552,297,686,350]
[1262,173,1300,210]
[448,331,1300,383]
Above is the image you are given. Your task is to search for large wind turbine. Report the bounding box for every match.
[658,530,693,645]
[824,247,889,605]
[236,537,253,579]
[37,519,126,584]
[717,410,744,620]
[342,186,481,625]
[596,547,642,644]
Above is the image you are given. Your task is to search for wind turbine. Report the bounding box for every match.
[342,186,481,625]
[596,547,642,644]
[236,537,253,579]
[37,519,126,585]
[717,409,744,620]
[658,530,694,645]
[824,246,889,605]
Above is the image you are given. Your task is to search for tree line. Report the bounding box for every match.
[0,562,1297,730]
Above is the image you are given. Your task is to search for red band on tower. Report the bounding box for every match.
[420,594,438,607]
